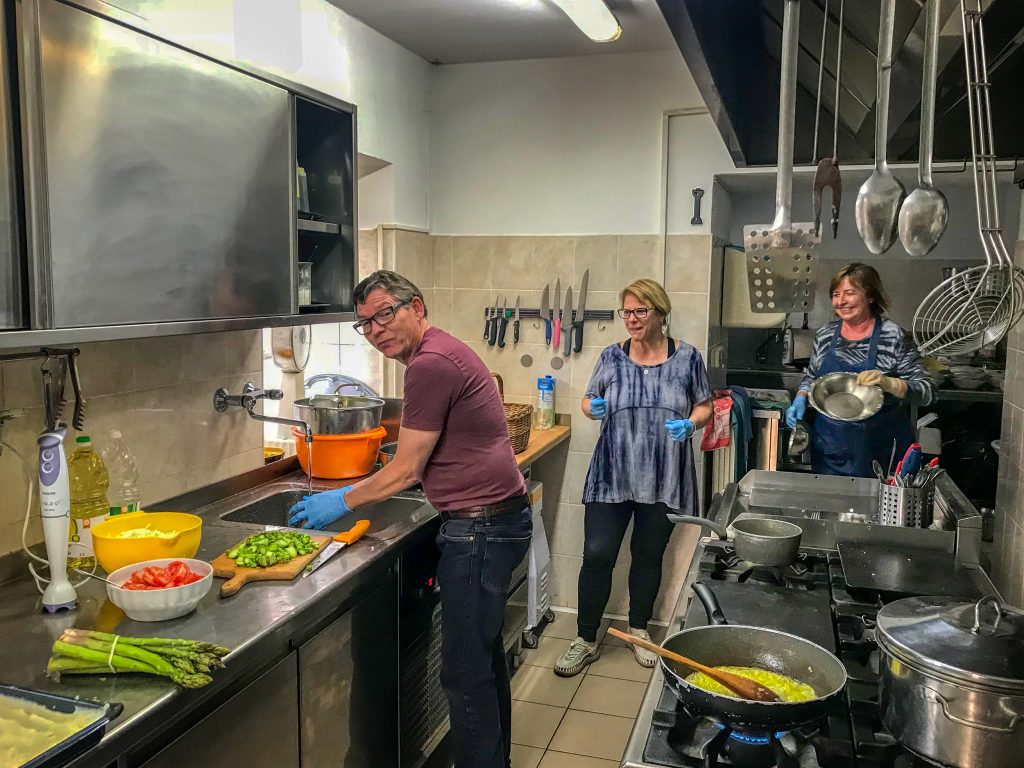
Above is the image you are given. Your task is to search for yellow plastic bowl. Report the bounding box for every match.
[91,512,203,574]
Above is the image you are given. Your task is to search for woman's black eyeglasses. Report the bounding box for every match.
[617,307,652,319]
[352,298,413,336]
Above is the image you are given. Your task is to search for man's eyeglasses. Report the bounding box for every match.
[352,298,412,336]
[617,307,652,319]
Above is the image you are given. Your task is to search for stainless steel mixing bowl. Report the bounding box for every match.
[809,372,884,422]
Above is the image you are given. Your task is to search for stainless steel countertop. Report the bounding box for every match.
[0,468,439,768]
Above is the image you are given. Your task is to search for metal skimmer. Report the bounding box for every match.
[745,0,820,314]
[913,1,1024,356]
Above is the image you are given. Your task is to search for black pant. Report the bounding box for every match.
[436,507,532,768]
[577,501,675,643]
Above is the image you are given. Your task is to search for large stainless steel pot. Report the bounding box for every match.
[877,594,1024,767]
[292,395,385,435]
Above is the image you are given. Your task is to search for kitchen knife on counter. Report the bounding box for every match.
[513,297,521,345]
[488,296,503,347]
[573,269,589,354]
[303,519,370,577]
[562,285,574,356]
[539,285,551,345]
[552,279,562,348]
[497,297,510,348]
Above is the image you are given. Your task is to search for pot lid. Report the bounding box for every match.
[876,595,1024,691]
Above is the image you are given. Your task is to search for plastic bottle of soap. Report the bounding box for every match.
[535,376,555,431]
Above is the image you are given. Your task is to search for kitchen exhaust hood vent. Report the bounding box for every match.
[657,0,1024,167]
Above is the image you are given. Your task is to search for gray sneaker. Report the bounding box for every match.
[554,637,600,677]
[628,627,658,668]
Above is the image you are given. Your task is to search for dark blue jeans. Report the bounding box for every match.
[436,506,532,768]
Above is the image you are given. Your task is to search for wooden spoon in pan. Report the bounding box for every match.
[607,627,780,703]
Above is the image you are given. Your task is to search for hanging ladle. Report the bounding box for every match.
[855,0,905,254]
[899,0,949,256]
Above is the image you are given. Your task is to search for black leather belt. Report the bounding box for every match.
[440,493,529,520]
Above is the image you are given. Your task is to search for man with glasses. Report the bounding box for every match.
[288,270,531,768]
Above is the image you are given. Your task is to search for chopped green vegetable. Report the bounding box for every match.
[225,531,316,569]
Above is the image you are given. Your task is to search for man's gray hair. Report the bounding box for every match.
[353,270,428,317]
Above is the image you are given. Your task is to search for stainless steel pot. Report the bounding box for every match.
[877,594,1024,767]
[292,395,385,435]
[667,514,802,568]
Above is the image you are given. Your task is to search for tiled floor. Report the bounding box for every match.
[508,610,665,768]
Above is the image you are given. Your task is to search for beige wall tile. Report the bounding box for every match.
[430,288,454,331]
[665,234,712,293]
[570,346,603,401]
[578,295,624,349]
[668,292,710,349]
[547,502,585,558]
[550,553,582,609]
[357,227,379,279]
[76,341,136,397]
[568,413,600,453]
[451,289,493,341]
[433,236,453,288]
[452,236,493,289]
[414,231,435,289]
[493,237,535,289]
[133,335,185,390]
[559,450,592,504]
[574,236,618,292]
[617,235,663,287]
[533,237,574,290]
[2,358,43,410]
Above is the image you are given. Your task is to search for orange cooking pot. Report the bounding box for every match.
[291,425,388,479]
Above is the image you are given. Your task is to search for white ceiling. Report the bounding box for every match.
[326,0,676,64]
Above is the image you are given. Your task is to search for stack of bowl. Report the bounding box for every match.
[987,369,1005,391]
[291,395,387,479]
[949,365,987,390]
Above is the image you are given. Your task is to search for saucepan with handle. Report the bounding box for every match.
[668,512,803,568]
[656,582,847,730]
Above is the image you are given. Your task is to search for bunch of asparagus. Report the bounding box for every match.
[47,629,230,689]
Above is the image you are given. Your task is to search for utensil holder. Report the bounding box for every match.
[878,482,934,528]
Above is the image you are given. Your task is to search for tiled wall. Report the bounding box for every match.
[0,331,264,556]
[993,241,1024,606]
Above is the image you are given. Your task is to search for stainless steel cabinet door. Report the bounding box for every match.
[0,4,22,329]
[26,0,293,327]
[299,576,399,768]
[140,653,300,768]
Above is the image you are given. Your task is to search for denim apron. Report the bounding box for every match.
[809,317,915,477]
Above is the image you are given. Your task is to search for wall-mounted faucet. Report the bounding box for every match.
[214,382,313,443]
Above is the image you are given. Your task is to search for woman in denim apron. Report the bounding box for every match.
[785,264,933,477]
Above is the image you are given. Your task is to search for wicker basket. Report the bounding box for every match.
[492,373,534,454]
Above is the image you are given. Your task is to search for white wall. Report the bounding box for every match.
[117,0,433,230]
[430,49,705,235]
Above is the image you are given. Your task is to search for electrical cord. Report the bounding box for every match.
[3,440,94,593]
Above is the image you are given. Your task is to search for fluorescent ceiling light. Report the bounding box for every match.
[549,0,622,43]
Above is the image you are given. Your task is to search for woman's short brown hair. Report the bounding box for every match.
[621,278,671,321]
[829,263,888,315]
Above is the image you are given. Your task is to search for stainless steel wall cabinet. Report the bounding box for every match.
[0,4,23,329]
[22,0,293,327]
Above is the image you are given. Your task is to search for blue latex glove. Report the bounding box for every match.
[589,397,607,420]
[665,418,695,442]
[288,485,354,530]
[785,396,807,428]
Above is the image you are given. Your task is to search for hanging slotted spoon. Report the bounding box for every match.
[898,0,949,257]
[913,1,1024,356]
[855,0,905,254]
[745,0,820,315]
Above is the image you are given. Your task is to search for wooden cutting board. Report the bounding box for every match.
[211,535,332,597]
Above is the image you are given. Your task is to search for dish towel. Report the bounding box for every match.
[701,390,734,451]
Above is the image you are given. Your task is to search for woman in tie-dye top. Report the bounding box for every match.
[554,279,713,678]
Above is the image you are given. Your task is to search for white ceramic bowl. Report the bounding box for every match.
[106,558,213,622]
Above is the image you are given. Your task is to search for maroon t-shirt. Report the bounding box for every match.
[401,327,526,511]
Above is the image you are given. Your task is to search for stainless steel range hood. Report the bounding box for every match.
[658,0,1024,167]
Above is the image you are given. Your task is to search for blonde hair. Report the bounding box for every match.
[620,278,671,322]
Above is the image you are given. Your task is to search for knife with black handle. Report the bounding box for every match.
[487,300,501,347]
[483,304,492,341]
[497,306,510,348]
[573,269,589,354]
[562,286,574,356]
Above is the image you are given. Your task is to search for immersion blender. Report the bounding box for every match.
[39,427,77,612]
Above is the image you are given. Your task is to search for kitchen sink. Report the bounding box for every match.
[219,490,434,538]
